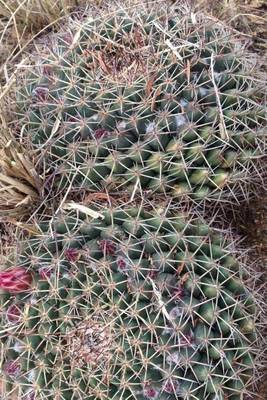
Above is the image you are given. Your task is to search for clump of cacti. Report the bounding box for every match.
[16,4,266,203]
[0,2,265,400]
[0,204,259,399]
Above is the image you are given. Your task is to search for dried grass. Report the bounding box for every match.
[0,117,41,220]
[0,0,90,32]
[192,0,267,53]
[0,1,88,83]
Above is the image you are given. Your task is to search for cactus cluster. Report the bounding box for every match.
[0,3,265,400]
[16,8,265,202]
[0,205,257,399]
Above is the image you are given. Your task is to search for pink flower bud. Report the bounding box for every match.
[148,269,158,279]
[65,248,80,262]
[6,304,21,324]
[180,332,193,347]
[172,285,185,299]
[0,267,32,293]
[163,379,179,394]
[94,128,111,140]
[39,267,53,279]
[66,116,78,123]
[99,240,116,256]
[117,257,129,274]
[4,360,21,378]
[143,385,159,399]
[42,64,53,77]
[32,86,49,102]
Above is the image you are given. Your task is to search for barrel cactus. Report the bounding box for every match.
[15,4,266,204]
[0,203,259,399]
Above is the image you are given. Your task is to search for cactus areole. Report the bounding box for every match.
[0,205,258,399]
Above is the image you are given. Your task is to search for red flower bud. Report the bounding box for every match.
[0,267,32,293]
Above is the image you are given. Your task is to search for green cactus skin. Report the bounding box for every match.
[0,204,259,399]
[15,5,266,204]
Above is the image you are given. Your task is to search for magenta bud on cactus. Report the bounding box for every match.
[67,116,79,123]
[42,64,54,77]
[99,240,116,256]
[32,87,49,101]
[4,360,21,378]
[180,333,193,347]
[172,285,185,299]
[94,128,111,140]
[143,385,159,399]
[6,304,21,324]
[39,267,53,279]
[117,257,129,274]
[148,269,158,279]
[163,379,179,394]
[65,248,80,262]
[0,267,32,293]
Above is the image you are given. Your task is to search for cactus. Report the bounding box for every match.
[15,4,266,204]
[0,203,259,399]
[2,2,264,400]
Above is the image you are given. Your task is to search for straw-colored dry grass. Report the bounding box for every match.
[0,0,90,31]
[0,120,41,220]
[192,0,267,53]
[0,1,91,82]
